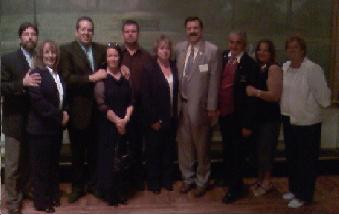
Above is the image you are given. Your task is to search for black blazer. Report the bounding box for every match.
[1,49,30,139]
[26,67,67,135]
[142,59,179,129]
[222,50,259,130]
[59,41,106,130]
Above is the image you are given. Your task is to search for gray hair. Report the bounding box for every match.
[229,30,247,45]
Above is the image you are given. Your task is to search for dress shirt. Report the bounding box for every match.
[47,66,64,110]
[121,46,151,102]
[281,57,331,125]
[183,43,200,76]
[79,42,94,72]
[21,47,33,68]
[228,51,244,64]
[164,73,174,116]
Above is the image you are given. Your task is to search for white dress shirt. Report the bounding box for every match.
[280,57,331,125]
[228,51,244,64]
[164,73,174,116]
[183,43,199,76]
[47,66,64,110]
[21,47,33,68]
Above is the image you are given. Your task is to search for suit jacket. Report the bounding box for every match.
[59,41,106,130]
[142,58,179,129]
[1,49,30,139]
[175,40,220,126]
[222,50,259,129]
[26,67,67,135]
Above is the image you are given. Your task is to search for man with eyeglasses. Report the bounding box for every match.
[1,22,40,214]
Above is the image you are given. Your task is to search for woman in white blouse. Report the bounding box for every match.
[142,35,179,194]
[27,40,69,213]
[280,35,331,208]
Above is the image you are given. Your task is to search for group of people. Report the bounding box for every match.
[1,15,331,213]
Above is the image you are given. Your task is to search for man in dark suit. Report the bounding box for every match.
[59,16,106,203]
[1,22,41,214]
[218,31,259,204]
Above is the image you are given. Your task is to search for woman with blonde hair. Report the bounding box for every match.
[142,35,178,194]
[27,40,69,213]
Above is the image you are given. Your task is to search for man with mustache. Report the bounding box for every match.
[59,16,107,203]
[1,22,41,214]
[175,16,220,197]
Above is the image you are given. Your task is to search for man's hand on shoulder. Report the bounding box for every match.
[89,69,107,82]
[23,70,41,87]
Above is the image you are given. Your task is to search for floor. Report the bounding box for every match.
[1,176,339,213]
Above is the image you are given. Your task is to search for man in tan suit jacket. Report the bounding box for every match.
[175,16,220,197]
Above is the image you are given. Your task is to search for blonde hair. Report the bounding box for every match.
[33,40,60,69]
[152,35,172,58]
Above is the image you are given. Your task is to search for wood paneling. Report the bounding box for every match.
[1,176,339,213]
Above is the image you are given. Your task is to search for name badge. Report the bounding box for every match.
[199,64,208,73]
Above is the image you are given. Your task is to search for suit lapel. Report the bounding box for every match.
[72,41,91,71]
[177,42,188,81]
[16,49,30,75]
[92,43,102,71]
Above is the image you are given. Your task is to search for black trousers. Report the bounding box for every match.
[29,133,62,209]
[129,107,145,186]
[69,123,98,192]
[219,114,253,193]
[144,121,176,189]
[282,115,321,202]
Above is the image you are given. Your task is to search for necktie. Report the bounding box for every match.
[184,46,195,77]
[85,48,95,72]
[181,46,195,99]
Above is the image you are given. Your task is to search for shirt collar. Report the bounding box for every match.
[122,44,141,55]
[228,51,244,63]
[78,41,92,52]
[21,47,32,58]
[188,41,201,52]
[47,66,57,76]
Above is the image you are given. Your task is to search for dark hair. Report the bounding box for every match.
[34,40,60,69]
[121,19,140,32]
[255,39,276,64]
[18,22,39,37]
[107,42,123,68]
[76,16,94,31]
[184,16,203,29]
[285,35,307,56]
[152,35,172,58]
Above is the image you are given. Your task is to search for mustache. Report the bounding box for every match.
[189,32,198,37]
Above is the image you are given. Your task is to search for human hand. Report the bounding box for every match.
[90,69,107,82]
[151,121,161,131]
[62,111,69,126]
[106,110,117,123]
[116,118,127,135]
[121,65,130,80]
[23,70,41,87]
[246,85,257,97]
[241,128,252,138]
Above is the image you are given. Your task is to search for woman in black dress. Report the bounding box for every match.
[94,43,134,206]
[246,40,282,196]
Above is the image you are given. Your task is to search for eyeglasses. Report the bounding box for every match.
[107,42,120,49]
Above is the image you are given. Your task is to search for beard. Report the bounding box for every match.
[21,41,37,52]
